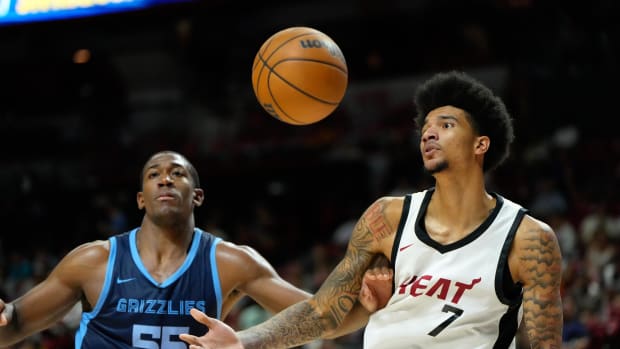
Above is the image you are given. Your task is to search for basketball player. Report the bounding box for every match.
[0,150,389,348]
[178,71,564,349]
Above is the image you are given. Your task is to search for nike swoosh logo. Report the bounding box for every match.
[116,277,136,284]
[399,243,414,252]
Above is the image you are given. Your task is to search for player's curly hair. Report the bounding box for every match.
[414,71,514,173]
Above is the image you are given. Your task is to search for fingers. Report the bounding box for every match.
[180,309,213,347]
[380,266,394,279]
[189,308,215,327]
[364,266,393,281]
[359,282,378,312]
[179,334,200,346]
[0,313,7,327]
[181,308,242,349]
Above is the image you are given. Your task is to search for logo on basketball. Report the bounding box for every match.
[299,39,345,61]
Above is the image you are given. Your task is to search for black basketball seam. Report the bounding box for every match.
[274,57,347,74]
[266,75,303,124]
[254,31,325,98]
[269,59,346,104]
[265,59,346,124]
[252,38,270,71]
[262,32,318,68]
[253,29,346,124]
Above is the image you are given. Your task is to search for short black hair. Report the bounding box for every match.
[139,150,201,189]
[414,70,514,172]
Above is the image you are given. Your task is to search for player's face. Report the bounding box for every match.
[419,106,478,174]
[137,153,203,224]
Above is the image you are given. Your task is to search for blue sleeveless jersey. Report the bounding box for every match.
[75,228,222,348]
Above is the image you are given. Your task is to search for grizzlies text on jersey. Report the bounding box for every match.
[76,228,222,348]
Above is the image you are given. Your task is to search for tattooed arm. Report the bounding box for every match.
[510,216,563,349]
[236,197,400,349]
[180,196,402,349]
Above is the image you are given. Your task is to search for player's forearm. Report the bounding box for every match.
[323,302,368,339]
[238,301,337,349]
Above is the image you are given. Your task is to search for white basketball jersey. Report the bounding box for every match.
[364,189,526,349]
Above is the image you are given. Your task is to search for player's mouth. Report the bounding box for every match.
[423,143,440,156]
[156,193,177,201]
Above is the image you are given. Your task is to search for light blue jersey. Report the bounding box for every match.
[76,228,222,348]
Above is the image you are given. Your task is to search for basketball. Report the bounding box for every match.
[251,27,348,125]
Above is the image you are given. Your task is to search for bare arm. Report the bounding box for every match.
[216,242,312,317]
[324,254,394,338]
[221,289,245,320]
[0,241,108,347]
[511,216,563,349]
[216,242,390,337]
[234,197,399,349]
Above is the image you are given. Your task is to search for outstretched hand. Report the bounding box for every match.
[179,308,244,349]
[359,263,393,313]
[180,260,393,348]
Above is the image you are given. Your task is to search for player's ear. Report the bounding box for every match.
[137,192,145,210]
[193,188,204,207]
[474,136,490,155]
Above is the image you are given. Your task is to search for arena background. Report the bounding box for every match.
[1,0,619,348]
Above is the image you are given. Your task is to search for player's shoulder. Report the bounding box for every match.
[66,239,109,254]
[63,240,111,265]
[513,213,559,247]
[215,240,267,267]
[214,240,276,280]
[370,195,408,219]
[518,214,554,233]
[374,188,429,206]
[510,213,563,282]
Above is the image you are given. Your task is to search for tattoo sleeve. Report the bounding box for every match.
[520,226,563,349]
[238,198,394,349]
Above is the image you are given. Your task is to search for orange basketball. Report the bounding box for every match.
[251,27,348,125]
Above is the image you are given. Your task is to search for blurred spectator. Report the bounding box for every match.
[606,290,620,347]
[238,303,270,330]
[547,211,579,263]
[584,229,616,284]
[562,295,590,348]
[580,201,620,244]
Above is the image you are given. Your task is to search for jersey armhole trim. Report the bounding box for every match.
[210,237,223,319]
[390,194,412,282]
[495,207,527,305]
[74,237,117,348]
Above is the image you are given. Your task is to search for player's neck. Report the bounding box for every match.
[136,219,196,283]
[138,218,195,256]
[429,172,495,231]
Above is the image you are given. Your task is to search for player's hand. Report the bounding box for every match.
[180,308,244,349]
[0,299,9,326]
[359,265,393,313]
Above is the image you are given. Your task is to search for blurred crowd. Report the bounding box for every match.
[1,96,619,348]
[1,1,619,348]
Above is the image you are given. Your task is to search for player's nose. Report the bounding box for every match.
[158,174,174,186]
[422,127,438,142]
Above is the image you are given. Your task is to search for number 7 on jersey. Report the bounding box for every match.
[427,304,464,337]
